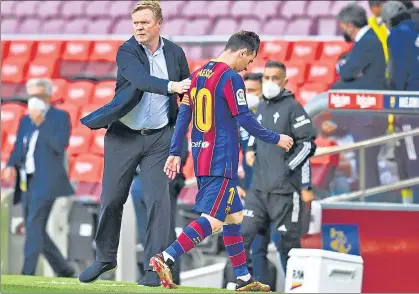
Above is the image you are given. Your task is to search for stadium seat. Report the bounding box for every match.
[0,1,16,17]
[331,1,351,16]
[307,61,337,84]
[1,58,28,84]
[306,1,333,17]
[259,40,292,62]
[92,81,115,105]
[83,62,115,78]
[18,17,42,34]
[159,1,184,19]
[211,18,238,35]
[63,18,90,34]
[289,41,322,63]
[316,17,339,36]
[7,41,37,64]
[40,18,66,34]
[183,18,211,36]
[239,19,262,34]
[230,1,257,18]
[26,57,60,80]
[284,17,315,36]
[68,127,93,155]
[310,137,340,190]
[108,1,135,19]
[182,154,195,180]
[1,83,25,99]
[34,40,65,61]
[206,1,231,18]
[253,1,281,19]
[248,59,266,73]
[1,40,10,61]
[297,83,329,105]
[89,41,121,62]
[70,154,104,183]
[161,18,187,36]
[55,103,81,129]
[112,17,132,34]
[85,1,112,18]
[1,102,26,129]
[2,132,18,155]
[189,59,208,72]
[284,61,308,85]
[260,19,287,36]
[181,1,209,18]
[89,129,106,156]
[1,17,18,34]
[280,1,308,17]
[13,1,40,18]
[62,41,93,62]
[86,18,113,34]
[319,41,353,62]
[61,1,88,19]
[51,79,69,104]
[65,81,95,106]
[183,46,203,60]
[36,1,63,19]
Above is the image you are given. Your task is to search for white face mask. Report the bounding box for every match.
[28,97,47,112]
[262,81,282,99]
[246,93,260,109]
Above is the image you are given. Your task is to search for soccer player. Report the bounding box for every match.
[149,31,293,291]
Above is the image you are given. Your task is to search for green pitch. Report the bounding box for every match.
[1,275,233,293]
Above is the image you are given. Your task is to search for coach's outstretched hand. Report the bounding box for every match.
[164,155,182,180]
[171,78,191,94]
[277,134,294,152]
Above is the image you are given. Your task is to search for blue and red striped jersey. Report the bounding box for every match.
[175,60,250,179]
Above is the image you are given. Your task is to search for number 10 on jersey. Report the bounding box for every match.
[190,87,213,132]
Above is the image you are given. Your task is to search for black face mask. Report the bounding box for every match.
[343,32,353,42]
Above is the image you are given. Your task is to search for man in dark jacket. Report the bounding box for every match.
[383,1,419,90]
[331,3,387,90]
[242,61,317,272]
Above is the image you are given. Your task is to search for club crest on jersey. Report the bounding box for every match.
[236,89,247,105]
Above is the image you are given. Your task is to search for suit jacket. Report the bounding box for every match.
[331,29,387,90]
[80,36,190,130]
[7,107,74,205]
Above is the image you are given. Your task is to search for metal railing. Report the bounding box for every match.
[316,127,419,203]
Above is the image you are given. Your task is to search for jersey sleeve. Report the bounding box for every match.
[169,92,192,156]
[223,73,250,116]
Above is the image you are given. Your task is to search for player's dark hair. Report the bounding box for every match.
[265,60,287,75]
[243,72,263,83]
[224,30,261,56]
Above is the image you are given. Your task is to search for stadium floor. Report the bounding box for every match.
[0,275,234,293]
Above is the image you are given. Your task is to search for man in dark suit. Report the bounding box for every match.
[78,1,190,286]
[331,3,387,90]
[2,78,75,277]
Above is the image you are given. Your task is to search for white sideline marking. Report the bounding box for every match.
[35,281,126,287]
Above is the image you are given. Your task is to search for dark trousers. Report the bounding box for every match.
[95,122,173,271]
[21,175,71,275]
[131,175,181,283]
[242,189,303,272]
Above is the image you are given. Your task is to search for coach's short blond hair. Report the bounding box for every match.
[132,0,163,22]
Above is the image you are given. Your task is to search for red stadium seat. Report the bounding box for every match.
[70,154,104,183]
[55,103,80,129]
[1,58,29,84]
[285,61,308,85]
[90,129,106,156]
[182,154,195,180]
[319,41,353,62]
[297,83,329,105]
[34,40,65,61]
[65,81,95,106]
[51,79,69,103]
[7,41,37,64]
[92,81,115,105]
[61,40,93,61]
[310,137,340,189]
[1,103,26,134]
[3,131,18,155]
[259,41,292,62]
[1,40,10,62]
[1,83,25,99]
[248,59,266,73]
[26,57,59,80]
[307,61,337,84]
[68,127,93,156]
[189,59,208,72]
[89,40,121,62]
[288,41,322,63]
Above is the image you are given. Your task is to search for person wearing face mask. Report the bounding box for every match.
[331,3,387,90]
[242,60,317,275]
[2,78,75,277]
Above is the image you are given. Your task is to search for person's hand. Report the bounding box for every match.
[245,151,255,167]
[171,78,191,94]
[164,155,181,180]
[237,186,246,198]
[277,135,294,152]
[2,166,16,183]
[301,188,314,203]
[29,109,45,126]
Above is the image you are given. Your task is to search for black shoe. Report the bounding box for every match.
[138,270,161,287]
[78,261,117,283]
[57,267,76,278]
[235,277,270,292]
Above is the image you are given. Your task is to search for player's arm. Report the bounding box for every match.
[224,74,291,149]
[285,103,317,175]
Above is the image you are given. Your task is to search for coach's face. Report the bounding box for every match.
[132,9,162,45]
[235,49,256,72]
